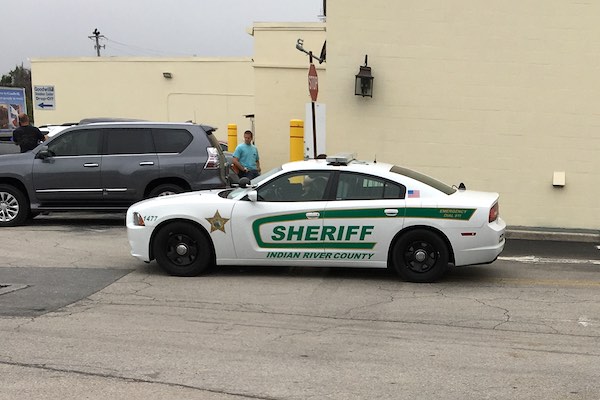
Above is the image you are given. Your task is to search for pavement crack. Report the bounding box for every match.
[475,299,511,329]
[0,359,283,400]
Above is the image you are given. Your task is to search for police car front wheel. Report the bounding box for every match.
[392,229,449,283]
[153,221,213,276]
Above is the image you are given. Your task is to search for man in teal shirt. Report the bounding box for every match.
[233,130,261,179]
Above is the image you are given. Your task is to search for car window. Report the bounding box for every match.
[105,128,154,155]
[48,129,103,156]
[336,172,405,200]
[152,128,193,153]
[257,171,331,202]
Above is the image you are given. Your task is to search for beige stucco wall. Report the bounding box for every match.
[29,10,600,230]
[31,57,254,144]
[326,1,600,230]
[251,22,326,168]
[30,22,327,169]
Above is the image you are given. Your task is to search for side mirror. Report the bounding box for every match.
[238,177,251,188]
[247,190,258,202]
[35,146,52,160]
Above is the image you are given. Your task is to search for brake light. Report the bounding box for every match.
[205,147,220,169]
[489,202,499,223]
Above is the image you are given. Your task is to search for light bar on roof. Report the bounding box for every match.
[326,153,357,165]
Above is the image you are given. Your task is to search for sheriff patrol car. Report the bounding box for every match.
[126,154,506,282]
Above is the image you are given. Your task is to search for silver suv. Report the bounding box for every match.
[0,121,227,226]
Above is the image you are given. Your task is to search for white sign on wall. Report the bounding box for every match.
[34,85,56,110]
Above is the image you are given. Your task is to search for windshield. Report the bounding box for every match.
[227,166,283,199]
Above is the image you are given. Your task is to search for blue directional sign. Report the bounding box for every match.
[34,85,55,110]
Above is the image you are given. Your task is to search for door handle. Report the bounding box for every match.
[139,162,155,166]
[83,163,99,168]
[384,208,399,217]
[305,212,320,219]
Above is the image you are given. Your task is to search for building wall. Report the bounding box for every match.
[31,57,255,144]
[29,9,600,230]
[326,1,600,229]
[251,23,326,167]
[30,22,327,169]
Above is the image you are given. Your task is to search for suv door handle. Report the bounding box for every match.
[83,163,99,168]
[305,212,320,219]
[139,162,155,166]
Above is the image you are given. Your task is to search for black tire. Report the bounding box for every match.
[152,221,213,276]
[0,184,30,227]
[392,229,449,283]
[148,183,184,198]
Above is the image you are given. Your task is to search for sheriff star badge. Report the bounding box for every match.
[206,210,230,233]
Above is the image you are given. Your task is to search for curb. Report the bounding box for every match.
[506,227,600,243]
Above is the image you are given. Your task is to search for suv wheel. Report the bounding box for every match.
[0,184,30,227]
[148,184,184,198]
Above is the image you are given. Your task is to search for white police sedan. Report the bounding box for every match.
[127,154,505,282]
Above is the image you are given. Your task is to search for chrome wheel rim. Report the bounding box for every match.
[0,191,19,222]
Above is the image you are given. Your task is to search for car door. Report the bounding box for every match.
[230,170,332,261]
[322,172,407,265]
[32,128,104,204]
[100,128,158,205]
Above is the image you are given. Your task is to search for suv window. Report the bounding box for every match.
[153,128,192,153]
[48,129,103,156]
[105,128,154,155]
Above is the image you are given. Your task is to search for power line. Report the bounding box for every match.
[104,37,193,57]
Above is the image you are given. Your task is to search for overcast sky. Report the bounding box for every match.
[0,0,324,74]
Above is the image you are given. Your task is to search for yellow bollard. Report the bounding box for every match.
[290,119,304,162]
[227,124,238,152]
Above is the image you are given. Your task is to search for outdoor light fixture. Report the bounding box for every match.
[355,55,374,97]
[162,72,173,79]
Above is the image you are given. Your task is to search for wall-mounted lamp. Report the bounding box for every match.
[355,55,374,97]
[162,72,173,79]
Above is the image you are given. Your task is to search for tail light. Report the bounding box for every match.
[204,147,220,169]
[489,202,499,223]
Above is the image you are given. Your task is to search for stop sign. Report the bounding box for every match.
[308,63,318,102]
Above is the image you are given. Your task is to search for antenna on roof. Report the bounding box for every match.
[374,154,377,163]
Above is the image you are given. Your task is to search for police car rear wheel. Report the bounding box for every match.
[153,221,212,276]
[392,229,449,283]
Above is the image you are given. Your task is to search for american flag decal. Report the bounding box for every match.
[407,190,420,198]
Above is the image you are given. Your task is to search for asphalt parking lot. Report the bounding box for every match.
[0,213,599,399]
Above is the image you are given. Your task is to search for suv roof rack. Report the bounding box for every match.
[79,117,147,124]
[326,152,357,166]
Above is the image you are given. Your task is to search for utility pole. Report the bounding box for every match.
[88,28,105,57]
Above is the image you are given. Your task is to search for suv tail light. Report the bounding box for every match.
[204,147,220,169]
[489,202,499,223]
